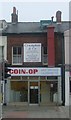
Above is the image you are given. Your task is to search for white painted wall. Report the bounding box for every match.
[64,30,69,65]
[64,29,71,65]
[64,30,71,106]
[0,35,7,106]
[40,82,50,105]
[65,71,69,106]
[58,76,62,105]
[0,36,7,60]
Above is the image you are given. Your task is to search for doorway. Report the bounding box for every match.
[29,82,39,105]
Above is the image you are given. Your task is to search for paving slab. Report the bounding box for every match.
[2,105,69,118]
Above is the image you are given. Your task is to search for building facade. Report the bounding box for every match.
[64,29,71,106]
[2,7,70,106]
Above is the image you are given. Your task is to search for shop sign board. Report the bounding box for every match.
[9,67,61,76]
[24,43,41,62]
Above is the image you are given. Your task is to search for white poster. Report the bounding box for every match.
[24,43,41,62]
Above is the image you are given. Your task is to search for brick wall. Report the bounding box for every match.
[7,32,63,67]
[7,33,47,66]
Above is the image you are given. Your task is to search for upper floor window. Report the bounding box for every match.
[42,46,48,65]
[43,46,47,54]
[12,46,22,65]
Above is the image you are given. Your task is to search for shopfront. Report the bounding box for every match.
[6,67,61,105]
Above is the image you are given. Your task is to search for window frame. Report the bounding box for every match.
[42,46,48,65]
[12,46,22,65]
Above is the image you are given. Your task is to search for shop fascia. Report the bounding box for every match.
[8,67,61,76]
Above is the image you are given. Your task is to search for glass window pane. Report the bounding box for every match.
[13,56,17,63]
[13,55,22,64]
[10,81,28,102]
[13,47,17,54]
[18,47,21,54]
[13,46,22,64]
[18,55,22,63]
[44,47,47,54]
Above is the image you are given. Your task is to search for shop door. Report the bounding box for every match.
[29,82,39,104]
[30,86,38,104]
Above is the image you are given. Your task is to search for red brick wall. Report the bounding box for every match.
[47,26,55,67]
[7,33,47,66]
[7,32,63,67]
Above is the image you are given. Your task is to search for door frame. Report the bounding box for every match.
[28,81,40,105]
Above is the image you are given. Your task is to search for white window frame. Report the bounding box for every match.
[12,46,22,65]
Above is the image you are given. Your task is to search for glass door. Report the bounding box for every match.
[29,82,39,105]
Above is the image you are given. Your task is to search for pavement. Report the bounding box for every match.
[1,95,71,119]
[1,104,69,119]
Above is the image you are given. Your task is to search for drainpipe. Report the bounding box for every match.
[61,34,65,106]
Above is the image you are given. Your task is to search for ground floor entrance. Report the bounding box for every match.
[29,82,39,104]
[8,80,59,105]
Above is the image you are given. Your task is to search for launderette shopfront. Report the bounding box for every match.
[8,67,61,105]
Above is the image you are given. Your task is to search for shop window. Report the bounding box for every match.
[11,76,21,80]
[10,81,28,102]
[47,76,57,79]
[12,46,22,65]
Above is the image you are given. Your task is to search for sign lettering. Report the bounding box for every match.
[8,67,61,76]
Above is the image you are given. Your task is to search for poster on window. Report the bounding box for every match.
[24,43,41,62]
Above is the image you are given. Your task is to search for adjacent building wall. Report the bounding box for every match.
[0,36,7,60]
[64,29,70,106]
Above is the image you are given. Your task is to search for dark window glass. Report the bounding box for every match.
[44,47,47,54]
[13,47,17,54]
[18,47,21,54]
[13,46,22,64]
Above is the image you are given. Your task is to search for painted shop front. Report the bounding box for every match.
[6,67,62,105]
[65,70,71,106]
